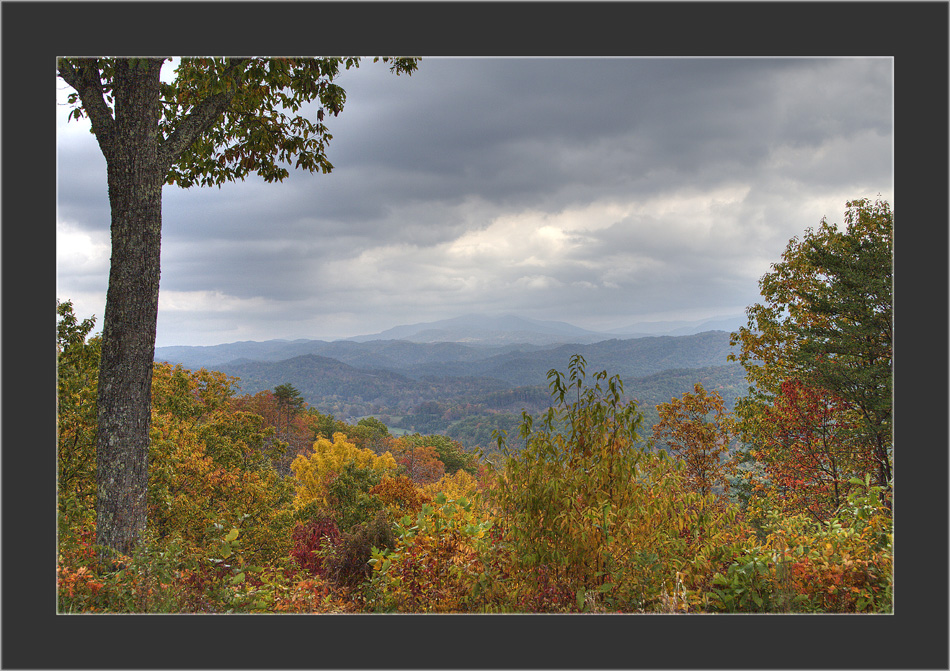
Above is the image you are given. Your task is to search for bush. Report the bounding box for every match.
[290,518,341,577]
[325,510,395,589]
[704,477,892,613]
[368,494,494,613]
[486,355,751,612]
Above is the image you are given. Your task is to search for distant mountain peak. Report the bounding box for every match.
[345,313,611,345]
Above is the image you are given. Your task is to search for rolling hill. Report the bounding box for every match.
[155,316,748,449]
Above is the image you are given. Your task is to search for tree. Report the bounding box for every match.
[57,57,418,557]
[290,432,398,513]
[387,438,445,485]
[651,383,734,499]
[306,408,347,443]
[353,417,392,453]
[232,389,337,474]
[751,379,871,522]
[400,433,477,476]
[370,475,432,519]
[57,301,101,511]
[273,383,306,439]
[148,364,295,566]
[730,198,892,498]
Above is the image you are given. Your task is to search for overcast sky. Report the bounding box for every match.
[56,57,893,347]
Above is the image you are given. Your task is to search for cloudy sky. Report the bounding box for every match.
[56,57,893,347]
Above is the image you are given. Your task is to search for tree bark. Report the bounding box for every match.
[93,59,166,558]
[57,58,251,559]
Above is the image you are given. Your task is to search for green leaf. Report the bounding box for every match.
[576,587,586,611]
[231,571,245,585]
[225,528,239,542]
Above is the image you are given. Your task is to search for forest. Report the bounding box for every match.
[56,199,893,614]
[160,335,749,453]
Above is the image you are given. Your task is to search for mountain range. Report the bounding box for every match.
[345,312,746,343]
[199,330,740,393]
[154,313,746,369]
[345,314,616,345]
[154,314,748,449]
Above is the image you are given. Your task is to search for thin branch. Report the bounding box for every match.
[158,58,252,172]
[57,58,117,160]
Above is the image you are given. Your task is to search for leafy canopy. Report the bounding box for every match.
[730,198,892,491]
[730,198,892,407]
[62,57,419,188]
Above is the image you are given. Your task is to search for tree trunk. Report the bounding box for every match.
[95,60,166,559]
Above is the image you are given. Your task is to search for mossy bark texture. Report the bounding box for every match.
[93,60,166,557]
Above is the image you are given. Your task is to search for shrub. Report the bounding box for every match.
[325,510,396,589]
[486,356,751,612]
[290,518,341,577]
[368,494,494,613]
[704,476,892,613]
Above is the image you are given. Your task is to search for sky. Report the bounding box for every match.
[56,57,893,348]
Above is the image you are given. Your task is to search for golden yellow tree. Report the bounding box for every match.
[422,469,481,501]
[290,432,397,510]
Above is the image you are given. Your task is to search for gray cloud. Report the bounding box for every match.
[56,57,893,346]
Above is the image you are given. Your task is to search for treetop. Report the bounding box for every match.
[58,56,420,188]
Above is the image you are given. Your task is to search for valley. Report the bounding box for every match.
[155,319,747,451]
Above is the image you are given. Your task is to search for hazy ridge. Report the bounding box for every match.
[155,316,746,448]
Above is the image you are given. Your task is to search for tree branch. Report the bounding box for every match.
[158,58,251,173]
[57,58,118,160]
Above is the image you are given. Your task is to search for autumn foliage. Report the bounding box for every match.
[289,432,397,512]
[58,197,894,619]
[651,383,734,498]
[748,379,872,522]
[57,334,892,615]
[289,518,340,577]
[387,437,445,484]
